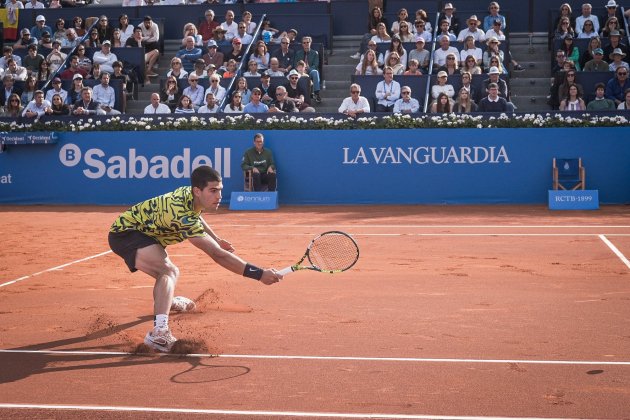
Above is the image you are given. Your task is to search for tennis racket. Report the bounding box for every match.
[277,231,360,276]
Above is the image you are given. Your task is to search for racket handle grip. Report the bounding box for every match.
[277,266,294,276]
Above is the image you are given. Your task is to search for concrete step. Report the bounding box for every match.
[511,95,551,112]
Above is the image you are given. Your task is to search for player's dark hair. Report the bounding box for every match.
[191,165,221,189]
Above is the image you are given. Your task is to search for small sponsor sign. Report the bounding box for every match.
[548,190,599,210]
[229,191,279,211]
[0,132,59,145]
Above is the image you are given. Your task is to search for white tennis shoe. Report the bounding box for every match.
[144,328,177,353]
[170,296,196,312]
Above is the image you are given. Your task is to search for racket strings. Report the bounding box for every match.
[308,233,359,271]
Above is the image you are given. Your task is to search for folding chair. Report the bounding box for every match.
[244,169,273,192]
[553,158,585,190]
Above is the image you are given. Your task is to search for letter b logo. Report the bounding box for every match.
[59,143,82,167]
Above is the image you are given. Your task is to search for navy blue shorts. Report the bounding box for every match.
[108,230,161,272]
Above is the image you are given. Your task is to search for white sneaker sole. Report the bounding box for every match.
[171,296,196,312]
[144,331,176,353]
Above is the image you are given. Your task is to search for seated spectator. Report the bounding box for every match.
[436,19,457,42]
[111,61,131,111]
[580,37,603,69]
[45,77,68,104]
[414,20,432,43]
[560,35,581,71]
[360,41,385,69]
[212,27,230,49]
[460,35,482,67]
[576,3,600,35]
[6,59,27,81]
[582,48,609,72]
[553,4,576,36]
[579,19,598,39]
[438,3,461,35]
[487,55,505,75]
[205,73,226,103]
[177,36,203,74]
[92,73,121,115]
[145,92,171,114]
[2,93,23,117]
[118,15,134,45]
[559,83,586,110]
[244,60,261,77]
[31,15,52,41]
[269,85,297,113]
[386,52,405,75]
[385,35,407,69]
[160,76,181,112]
[409,37,430,73]
[53,18,66,42]
[222,59,237,79]
[14,29,37,51]
[50,93,70,115]
[22,45,45,75]
[87,63,101,81]
[600,1,624,33]
[460,72,479,101]
[404,59,423,76]
[478,82,508,112]
[601,16,624,38]
[182,23,203,48]
[338,83,370,117]
[414,9,432,34]
[272,37,295,75]
[618,88,630,110]
[167,58,188,80]
[375,66,400,112]
[461,55,483,75]
[199,9,219,45]
[431,70,455,102]
[1,75,23,107]
[294,36,322,103]
[39,32,53,49]
[22,89,52,118]
[458,15,486,42]
[84,28,101,48]
[485,18,505,41]
[430,92,451,113]
[93,41,118,74]
[397,21,414,42]
[371,22,391,43]
[606,67,630,106]
[111,28,125,48]
[233,76,251,105]
[235,22,253,46]
[198,92,219,113]
[285,70,315,112]
[174,95,196,114]
[482,66,509,100]
[393,85,420,113]
[126,26,160,80]
[21,76,37,105]
[183,75,205,109]
[190,59,208,80]
[609,49,629,72]
[482,37,505,72]
[202,40,224,70]
[221,10,239,41]
[75,45,93,75]
[72,16,86,38]
[241,133,277,192]
[438,53,460,76]
[243,87,269,113]
[602,31,629,66]
[390,8,411,35]
[0,47,21,70]
[251,41,270,72]
[266,58,285,77]
[68,74,85,104]
[241,10,256,35]
[96,15,114,44]
[140,16,160,53]
[586,82,616,110]
[63,29,81,49]
[73,87,105,116]
[226,37,245,64]
[258,73,275,105]
[224,91,244,113]
[433,35,459,72]
[453,87,478,112]
[46,40,67,73]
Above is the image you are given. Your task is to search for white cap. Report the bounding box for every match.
[36,15,46,22]
[488,66,500,74]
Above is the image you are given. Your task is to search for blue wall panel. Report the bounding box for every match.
[1,128,629,205]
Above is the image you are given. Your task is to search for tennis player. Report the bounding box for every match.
[108,165,282,352]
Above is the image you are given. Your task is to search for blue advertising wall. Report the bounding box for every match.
[1,128,629,205]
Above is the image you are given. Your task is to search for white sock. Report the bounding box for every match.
[154,314,169,330]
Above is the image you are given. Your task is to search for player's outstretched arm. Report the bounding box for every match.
[200,217,234,252]
[189,235,281,285]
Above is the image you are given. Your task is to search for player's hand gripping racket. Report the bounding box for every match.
[278,231,359,276]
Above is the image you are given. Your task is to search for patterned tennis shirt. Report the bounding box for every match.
[110,186,205,247]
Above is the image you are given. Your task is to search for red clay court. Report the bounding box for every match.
[0,205,629,420]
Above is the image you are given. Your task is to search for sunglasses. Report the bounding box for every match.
[351,90,359,94]
[401,92,410,95]
[10,99,19,102]
[619,72,628,76]
[447,57,455,60]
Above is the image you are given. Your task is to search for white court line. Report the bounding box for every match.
[0,404,594,420]
[599,235,630,270]
[279,233,630,237]
[1,349,629,366]
[0,251,112,289]
[226,224,630,229]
